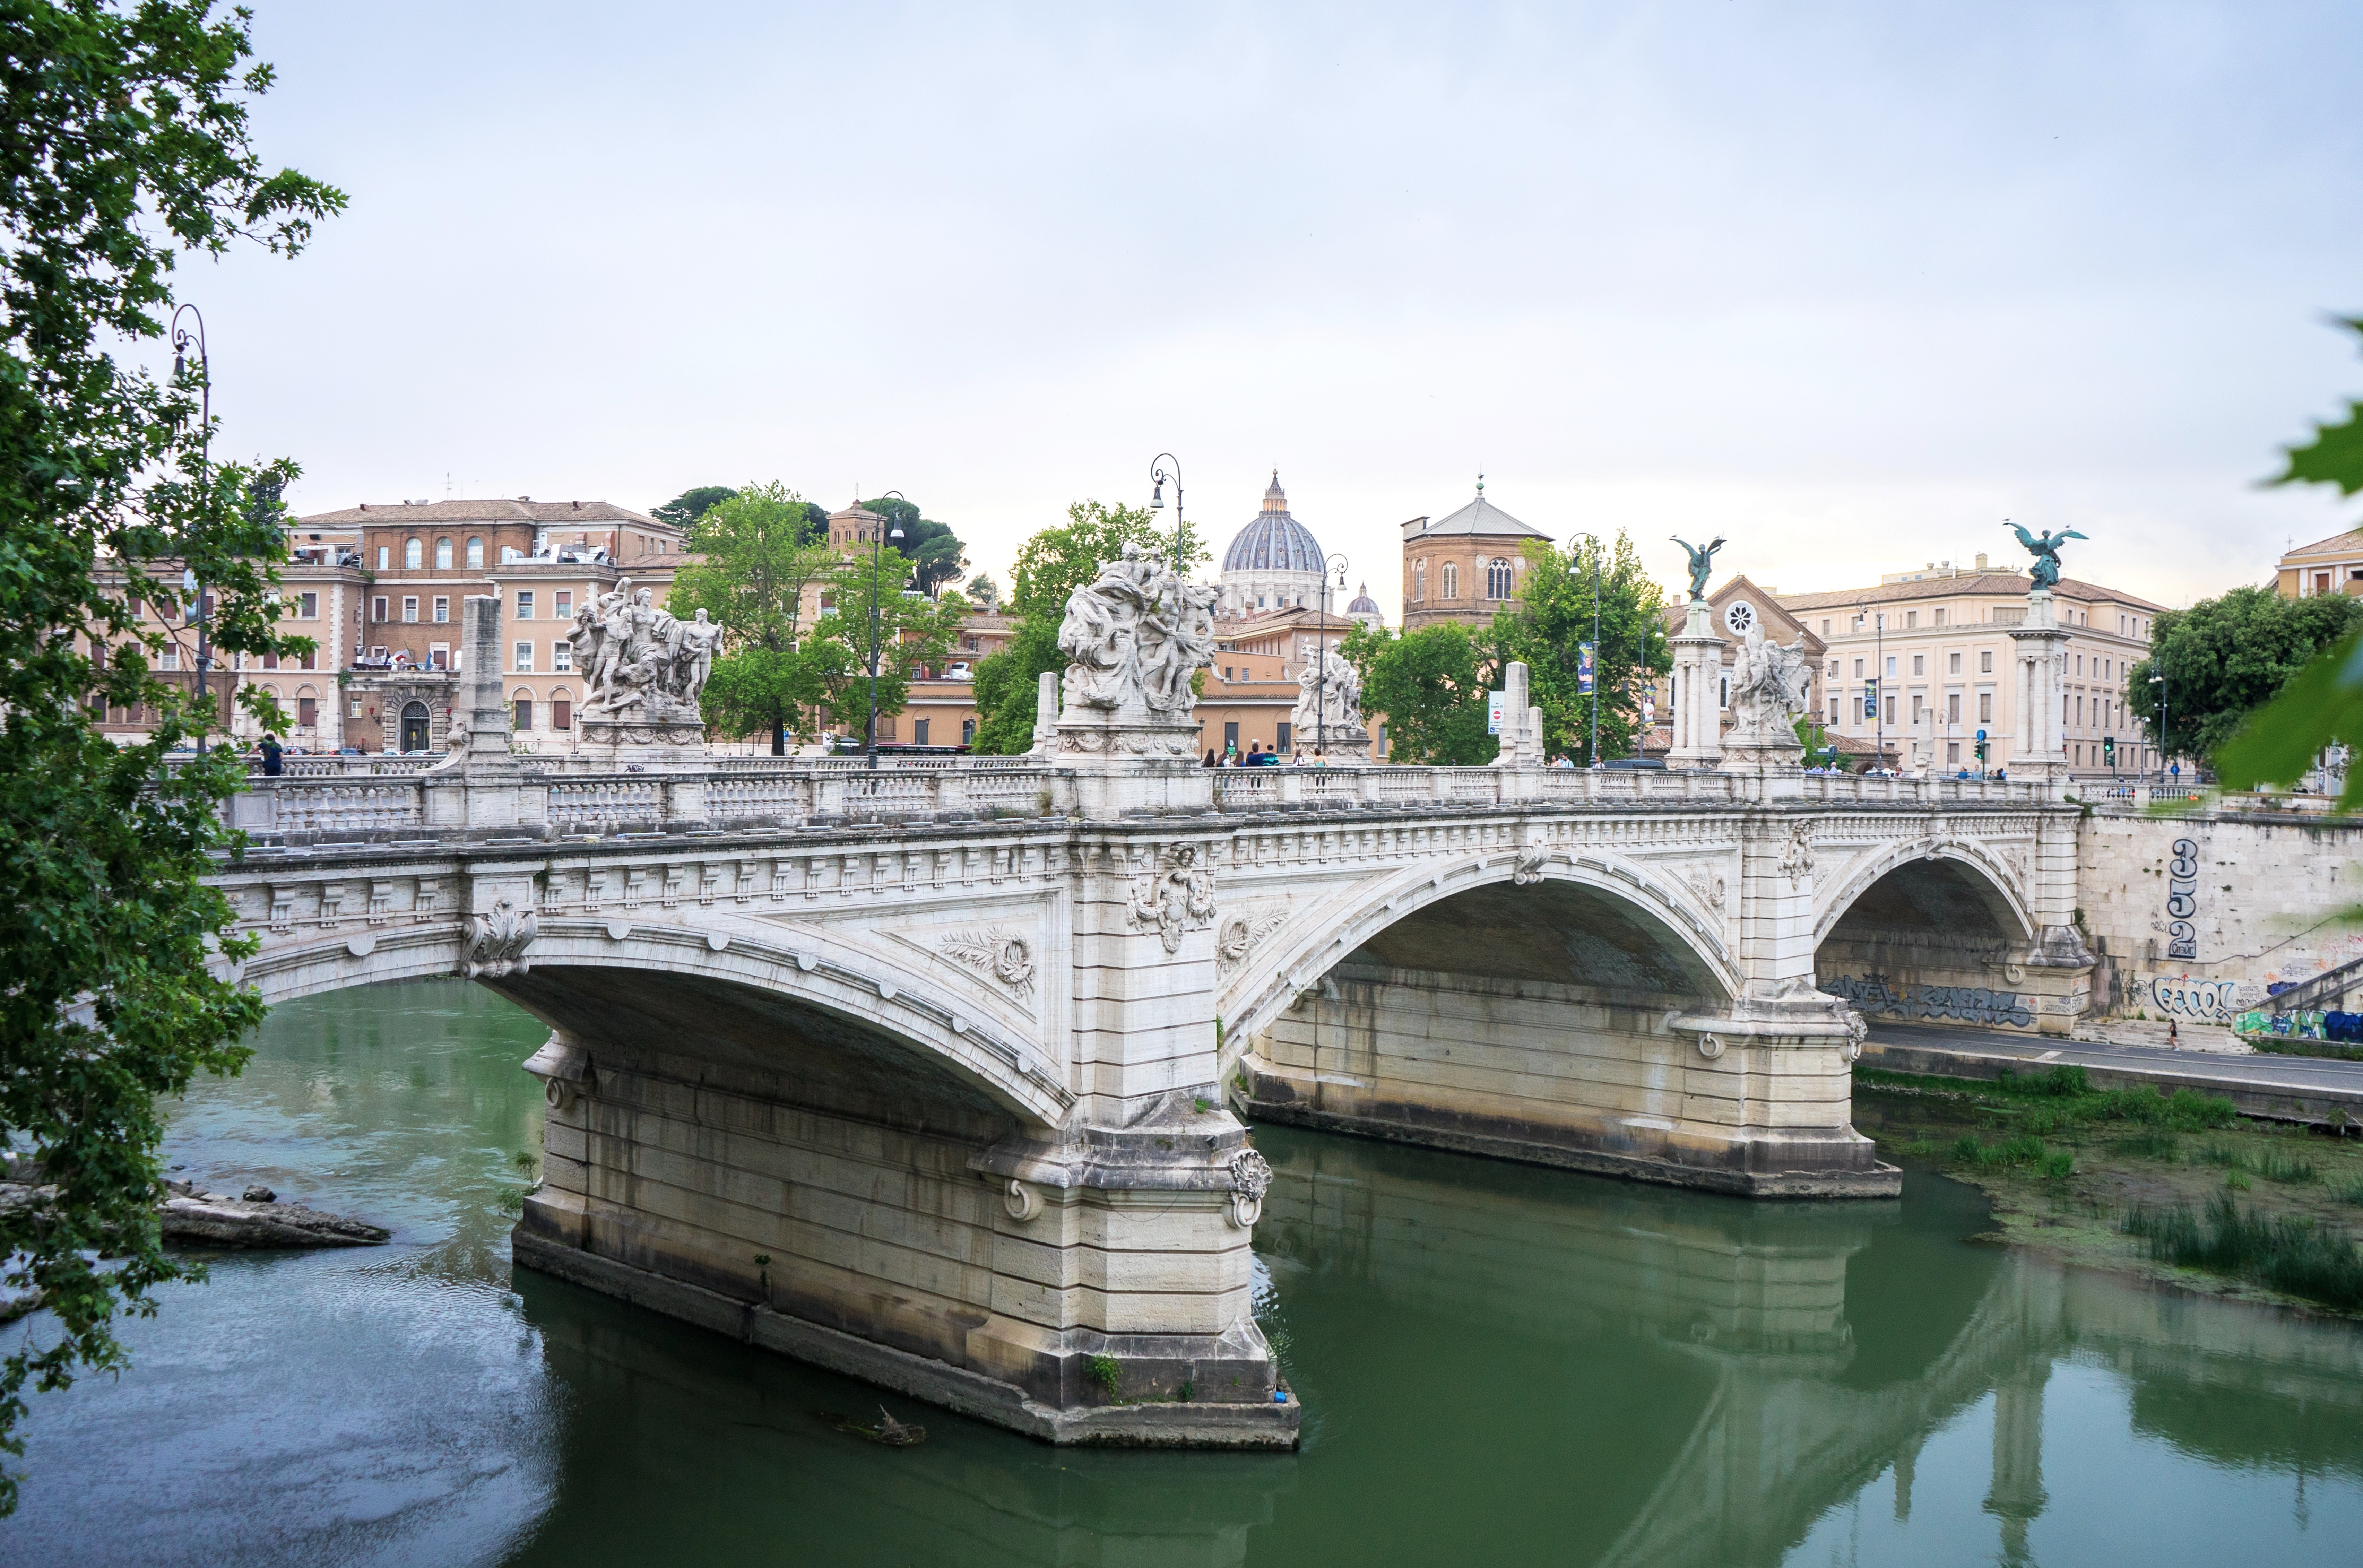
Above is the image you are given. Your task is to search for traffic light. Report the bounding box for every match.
[1974,727,1988,763]
[2103,736,2116,765]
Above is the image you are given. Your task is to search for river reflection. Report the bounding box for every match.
[2,981,2359,1566]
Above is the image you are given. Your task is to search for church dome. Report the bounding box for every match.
[1346,583,1380,615]
[1221,471,1324,574]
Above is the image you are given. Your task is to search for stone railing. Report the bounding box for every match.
[221,753,2057,848]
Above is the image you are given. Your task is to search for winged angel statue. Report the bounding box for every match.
[2005,522,2086,590]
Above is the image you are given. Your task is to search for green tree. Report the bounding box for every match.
[806,555,966,742]
[969,501,1206,754]
[1342,622,1499,765]
[0,1,343,1514]
[651,485,736,528]
[964,571,999,608]
[2217,317,2363,806]
[2127,586,2362,764]
[859,495,969,598]
[665,483,840,753]
[1498,532,1672,763]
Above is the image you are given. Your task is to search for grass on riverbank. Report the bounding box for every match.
[1854,1065,2363,1317]
[2122,1192,2363,1312]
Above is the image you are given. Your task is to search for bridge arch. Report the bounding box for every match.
[224,918,1071,1130]
[1812,838,2039,1028]
[1222,845,1741,1065]
[1811,837,2034,951]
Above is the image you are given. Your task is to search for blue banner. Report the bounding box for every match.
[1577,642,1595,696]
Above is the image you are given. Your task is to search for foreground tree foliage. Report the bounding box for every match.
[969,501,1204,754]
[2216,316,2363,809]
[0,0,343,1514]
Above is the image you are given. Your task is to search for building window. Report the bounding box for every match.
[433,597,449,623]
[1933,609,1946,627]
[297,694,317,728]
[1947,741,1960,764]
[1828,699,1840,723]
[913,719,930,746]
[261,651,279,671]
[555,590,573,619]
[1852,658,1863,678]
[429,644,448,669]
[1442,562,1459,599]
[1884,695,1895,725]
[1719,676,1729,710]
[516,591,533,620]
[1821,618,1831,635]
[551,690,573,730]
[1979,692,1993,723]
[372,595,388,623]
[552,642,571,672]
[466,537,484,568]
[1486,558,1513,599]
[1980,650,1994,673]
[514,641,534,672]
[401,596,419,622]
[160,646,179,670]
[377,545,390,570]
[1912,654,1924,675]
[1276,722,1292,751]
[301,648,317,671]
[513,692,534,731]
[1885,655,1896,677]
[1413,561,1426,601]
[1905,611,1918,628]
[1948,693,1961,722]
[962,718,976,745]
[404,538,422,569]
[1948,652,1962,674]
[435,537,453,569]
[296,591,319,618]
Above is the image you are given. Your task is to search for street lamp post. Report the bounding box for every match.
[865,491,909,770]
[2151,666,2167,786]
[1854,600,1886,773]
[1570,533,1604,766]
[1316,552,1348,756]
[172,304,212,754]
[1148,453,1184,541]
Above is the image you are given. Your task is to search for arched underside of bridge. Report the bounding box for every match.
[230,933,1286,1445]
[1237,869,1893,1197]
[1815,853,2048,1032]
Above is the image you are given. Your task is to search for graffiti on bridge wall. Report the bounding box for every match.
[1821,971,2035,1030]
[2148,978,2257,1024]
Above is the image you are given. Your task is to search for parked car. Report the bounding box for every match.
[943,662,973,681]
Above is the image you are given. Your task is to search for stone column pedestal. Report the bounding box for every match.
[1668,600,1725,770]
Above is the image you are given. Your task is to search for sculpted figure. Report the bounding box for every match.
[2006,522,2087,590]
[1727,620,1814,742]
[1056,542,1216,720]
[676,608,722,704]
[1293,656,1364,738]
[1670,535,1726,601]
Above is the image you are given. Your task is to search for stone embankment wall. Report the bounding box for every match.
[2076,807,2363,1027]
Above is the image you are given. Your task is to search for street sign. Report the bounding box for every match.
[1486,690,1506,736]
[1577,643,1595,696]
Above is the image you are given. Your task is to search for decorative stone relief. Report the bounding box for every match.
[1216,912,1288,978]
[1511,845,1549,886]
[1684,864,1728,915]
[938,929,1037,1002]
[1778,822,1815,887]
[1226,1147,1273,1229]
[1127,843,1217,955]
[574,580,722,721]
[458,899,538,980]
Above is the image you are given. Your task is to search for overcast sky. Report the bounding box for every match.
[181,1,2363,617]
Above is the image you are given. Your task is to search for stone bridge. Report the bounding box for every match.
[199,585,2097,1448]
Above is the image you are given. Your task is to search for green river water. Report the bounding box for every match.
[3,980,2360,1566]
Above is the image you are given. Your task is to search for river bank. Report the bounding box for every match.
[1854,1066,2363,1316]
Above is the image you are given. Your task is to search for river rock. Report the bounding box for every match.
[158,1183,390,1248]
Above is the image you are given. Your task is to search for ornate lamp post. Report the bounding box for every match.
[1316,552,1348,756]
[2151,665,2167,786]
[1854,599,1886,773]
[1148,453,1184,538]
[865,491,908,770]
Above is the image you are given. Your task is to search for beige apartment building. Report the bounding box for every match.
[2276,527,2363,599]
[1774,555,2164,776]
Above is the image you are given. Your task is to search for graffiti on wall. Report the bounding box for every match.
[1822,972,2035,1029]
[2149,977,2259,1023]
[2164,836,2200,961]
